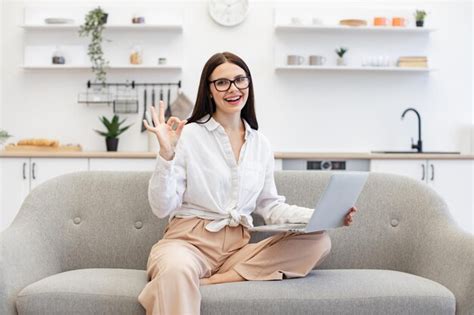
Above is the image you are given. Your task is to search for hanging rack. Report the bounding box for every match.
[86,80,181,89]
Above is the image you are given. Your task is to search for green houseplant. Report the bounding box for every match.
[0,129,13,148]
[94,115,133,152]
[415,10,427,27]
[79,7,109,85]
[335,47,348,66]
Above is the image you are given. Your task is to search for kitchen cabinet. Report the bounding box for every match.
[89,158,155,171]
[370,159,473,233]
[0,158,88,231]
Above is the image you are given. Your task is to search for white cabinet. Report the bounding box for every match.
[29,158,89,190]
[371,159,473,233]
[89,158,156,171]
[1,158,30,231]
[0,158,88,231]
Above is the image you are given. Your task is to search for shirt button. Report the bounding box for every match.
[135,221,143,229]
[73,217,81,225]
[390,219,399,227]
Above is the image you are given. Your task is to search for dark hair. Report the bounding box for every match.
[186,52,258,130]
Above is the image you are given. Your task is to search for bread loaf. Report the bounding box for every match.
[17,138,59,147]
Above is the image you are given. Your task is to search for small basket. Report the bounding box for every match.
[78,86,114,105]
[113,85,139,114]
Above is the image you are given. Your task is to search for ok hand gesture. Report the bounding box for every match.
[143,101,187,160]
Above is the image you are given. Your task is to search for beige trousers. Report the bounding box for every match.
[138,217,332,315]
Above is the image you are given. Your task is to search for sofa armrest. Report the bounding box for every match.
[409,223,474,315]
[0,223,62,315]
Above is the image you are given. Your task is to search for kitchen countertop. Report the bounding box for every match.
[0,151,473,160]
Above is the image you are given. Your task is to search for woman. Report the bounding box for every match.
[138,51,356,315]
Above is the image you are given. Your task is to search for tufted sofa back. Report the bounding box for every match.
[11,171,453,273]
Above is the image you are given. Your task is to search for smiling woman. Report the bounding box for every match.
[138,51,355,315]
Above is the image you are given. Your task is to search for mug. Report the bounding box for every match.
[309,55,326,66]
[290,17,303,25]
[392,17,405,27]
[158,57,167,65]
[287,55,305,65]
[312,17,323,25]
[373,17,388,26]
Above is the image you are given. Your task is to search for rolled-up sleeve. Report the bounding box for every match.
[254,141,313,225]
[148,138,187,218]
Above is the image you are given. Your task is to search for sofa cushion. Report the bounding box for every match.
[16,268,455,315]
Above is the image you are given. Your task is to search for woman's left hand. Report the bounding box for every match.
[343,207,357,226]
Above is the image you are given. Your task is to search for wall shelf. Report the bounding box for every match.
[21,64,182,70]
[275,24,435,33]
[275,65,434,72]
[20,24,183,31]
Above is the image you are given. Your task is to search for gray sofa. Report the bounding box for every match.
[1,171,473,315]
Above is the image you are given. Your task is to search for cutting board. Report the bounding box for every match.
[4,144,83,152]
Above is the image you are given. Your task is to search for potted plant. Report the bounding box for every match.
[0,129,13,149]
[79,7,109,85]
[94,115,133,152]
[414,10,427,27]
[335,47,348,66]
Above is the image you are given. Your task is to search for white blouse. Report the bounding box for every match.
[148,114,313,232]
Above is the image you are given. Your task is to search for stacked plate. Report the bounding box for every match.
[44,18,75,24]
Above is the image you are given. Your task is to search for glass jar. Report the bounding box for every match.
[130,45,143,65]
[52,46,65,65]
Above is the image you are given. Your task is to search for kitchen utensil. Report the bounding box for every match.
[141,87,147,132]
[160,87,170,121]
[164,87,171,121]
[151,87,156,127]
[167,87,171,120]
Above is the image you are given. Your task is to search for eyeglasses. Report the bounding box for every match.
[209,76,250,92]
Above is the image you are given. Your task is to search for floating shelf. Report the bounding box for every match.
[21,64,182,70]
[275,24,435,33]
[20,24,183,31]
[275,65,435,72]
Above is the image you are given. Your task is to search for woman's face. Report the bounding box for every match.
[208,62,250,116]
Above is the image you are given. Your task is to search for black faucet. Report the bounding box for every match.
[401,107,423,153]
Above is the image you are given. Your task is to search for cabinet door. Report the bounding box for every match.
[427,160,473,233]
[30,158,89,190]
[89,158,156,171]
[370,159,427,182]
[1,158,30,231]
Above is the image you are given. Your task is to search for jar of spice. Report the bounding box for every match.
[130,45,143,65]
[52,46,65,65]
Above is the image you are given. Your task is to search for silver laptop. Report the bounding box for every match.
[249,172,369,233]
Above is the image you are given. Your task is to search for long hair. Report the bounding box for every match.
[186,52,258,130]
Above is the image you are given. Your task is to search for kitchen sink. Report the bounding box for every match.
[371,150,461,154]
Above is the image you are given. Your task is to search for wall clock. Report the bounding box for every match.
[208,0,249,27]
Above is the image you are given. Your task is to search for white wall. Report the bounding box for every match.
[1,0,472,153]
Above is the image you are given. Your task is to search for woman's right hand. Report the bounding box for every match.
[143,100,187,161]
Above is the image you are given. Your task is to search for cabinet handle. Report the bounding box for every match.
[430,164,435,181]
[22,162,27,180]
[421,164,425,181]
[32,162,36,180]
